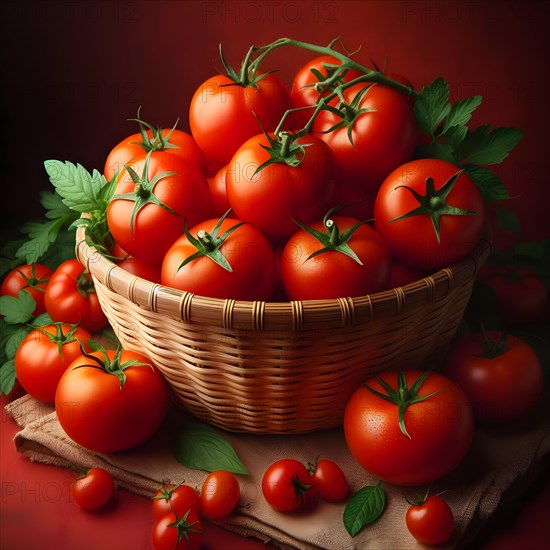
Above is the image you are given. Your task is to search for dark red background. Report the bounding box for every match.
[1,0,549,241]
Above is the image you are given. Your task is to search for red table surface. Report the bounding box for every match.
[2,392,549,550]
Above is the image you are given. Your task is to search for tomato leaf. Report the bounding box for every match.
[44,160,107,213]
[343,482,386,537]
[0,291,36,324]
[441,95,482,134]
[173,421,249,475]
[0,360,16,396]
[458,126,523,166]
[463,164,510,201]
[414,77,451,136]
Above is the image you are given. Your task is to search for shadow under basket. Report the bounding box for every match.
[76,225,491,434]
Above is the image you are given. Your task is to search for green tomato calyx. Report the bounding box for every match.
[389,170,478,244]
[293,207,369,265]
[168,508,203,544]
[365,371,444,439]
[128,107,182,154]
[37,322,90,358]
[475,327,509,359]
[177,209,247,273]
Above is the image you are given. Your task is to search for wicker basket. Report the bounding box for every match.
[76,224,491,434]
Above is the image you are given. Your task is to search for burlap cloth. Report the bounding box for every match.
[5,393,549,549]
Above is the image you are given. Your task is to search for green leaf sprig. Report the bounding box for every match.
[173,421,249,475]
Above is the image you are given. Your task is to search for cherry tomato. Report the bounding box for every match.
[344,370,474,486]
[44,259,108,333]
[15,323,93,404]
[200,470,240,519]
[225,132,336,244]
[161,215,276,301]
[72,467,115,510]
[314,83,417,195]
[189,72,291,175]
[104,124,205,181]
[55,347,168,453]
[280,215,391,300]
[1,263,53,316]
[152,482,202,521]
[207,166,232,217]
[107,151,214,265]
[445,331,544,424]
[406,495,455,545]
[309,458,348,502]
[374,158,485,271]
[262,459,314,512]
[152,511,203,550]
[288,55,362,129]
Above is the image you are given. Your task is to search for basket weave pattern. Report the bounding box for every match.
[76,227,491,434]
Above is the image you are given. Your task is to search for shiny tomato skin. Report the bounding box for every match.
[280,216,391,300]
[15,324,93,404]
[117,256,162,283]
[314,83,417,194]
[44,259,108,333]
[288,55,362,129]
[189,73,291,175]
[406,495,455,545]
[207,166,232,217]
[55,349,168,453]
[225,133,336,243]
[104,128,205,181]
[72,467,115,510]
[310,459,348,502]
[262,459,313,513]
[445,331,543,424]
[344,370,474,486]
[152,511,203,550]
[161,217,276,301]
[152,483,202,521]
[1,263,53,316]
[374,158,485,272]
[200,470,240,519]
[107,151,214,265]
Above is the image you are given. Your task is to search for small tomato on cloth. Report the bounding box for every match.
[344,370,474,485]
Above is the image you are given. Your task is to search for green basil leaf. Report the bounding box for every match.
[464,127,523,165]
[173,421,249,475]
[414,77,450,136]
[44,160,107,213]
[441,95,483,134]
[463,164,510,201]
[343,482,386,537]
[0,360,16,396]
[0,290,36,324]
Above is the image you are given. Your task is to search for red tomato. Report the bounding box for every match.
[480,266,549,326]
[309,459,348,502]
[15,323,93,404]
[189,73,291,175]
[161,216,276,301]
[288,55,362,129]
[72,467,115,510]
[207,166,232,217]
[374,158,485,271]
[55,348,168,453]
[343,370,474,486]
[387,262,426,289]
[44,259,108,333]
[152,511,203,550]
[225,132,336,243]
[1,263,53,316]
[406,495,455,545]
[445,331,543,424]
[107,151,214,265]
[200,470,240,519]
[262,459,314,512]
[314,83,417,195]
[117,256,162,283]
[280,215,391,300]
[152,483,202,521]
[104,126,205,181]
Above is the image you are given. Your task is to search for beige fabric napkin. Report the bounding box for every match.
[6,394,550,550]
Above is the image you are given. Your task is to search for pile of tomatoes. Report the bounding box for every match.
[100,52,486,304]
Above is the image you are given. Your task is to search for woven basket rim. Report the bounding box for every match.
[75,220,492,332]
